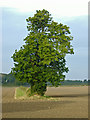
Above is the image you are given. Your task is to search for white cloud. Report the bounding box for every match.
[0,0,89,17]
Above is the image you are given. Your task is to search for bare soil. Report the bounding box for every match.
[2,86,88,118]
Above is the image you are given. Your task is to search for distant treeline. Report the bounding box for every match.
[59,80,88,86]
[0,73,28,86]
[0,73,89,86]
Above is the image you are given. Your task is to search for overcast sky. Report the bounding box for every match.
[0,0,89,80]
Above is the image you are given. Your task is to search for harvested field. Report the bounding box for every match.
[2,86,88,118]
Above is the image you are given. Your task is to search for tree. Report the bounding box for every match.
[84,79,87,82]
[11,9,74,96]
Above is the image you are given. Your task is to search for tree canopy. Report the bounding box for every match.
[11,9,74,96]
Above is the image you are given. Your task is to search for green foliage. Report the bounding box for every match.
[11,9,74,96]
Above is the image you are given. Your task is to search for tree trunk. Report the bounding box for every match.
[30,82,47,96]
[31,83,36,94]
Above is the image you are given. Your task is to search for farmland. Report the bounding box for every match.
[2,86,88,118]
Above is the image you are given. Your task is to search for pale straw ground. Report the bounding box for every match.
[2,86,88,118]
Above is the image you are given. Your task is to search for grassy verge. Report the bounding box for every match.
[15,86,28,99]
[15,86,60,101]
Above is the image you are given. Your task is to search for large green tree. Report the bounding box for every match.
[11,9,74,96]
